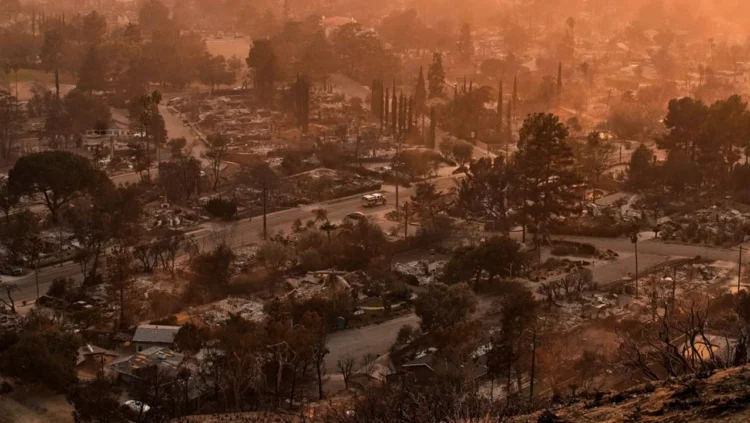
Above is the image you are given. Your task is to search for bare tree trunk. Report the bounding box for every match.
[316,361,324,400]
[54,68,60,98]
[262,180,268,241]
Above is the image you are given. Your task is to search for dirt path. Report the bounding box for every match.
[0,392,73,423]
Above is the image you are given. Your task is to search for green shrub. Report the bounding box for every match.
[205,197,238,220]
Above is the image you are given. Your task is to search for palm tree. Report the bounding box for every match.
[320,221,338,269]
[312,208,329,223]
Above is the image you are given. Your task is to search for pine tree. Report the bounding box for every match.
[415,67,427,117]
[557,62,563,97]
[384,87,390,129]
[427,53,446,99]
[512,75,518,104]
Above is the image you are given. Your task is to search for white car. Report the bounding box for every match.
[123,400,150,415]
[361,193,387,208]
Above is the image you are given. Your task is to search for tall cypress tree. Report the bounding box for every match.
[505,99,512,144]
[429,108,437,149]
[391,87,398,137]
[415,67,427,117]
[384,87,390,129]
[512,74,518,104]
[408,96,415,133]
[557,62,563,97]
[302,76,309,133]
[380,82,385,129]
[497,81,504,136]
[399,92,405,135]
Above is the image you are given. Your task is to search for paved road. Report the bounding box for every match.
[326,314,418,369]
[9,181,427,305]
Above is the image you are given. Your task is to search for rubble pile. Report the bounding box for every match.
[659,206,750,246]
[287,168,382,202]
[285,272,353,301]
[148,204,202,229]
[0,312,24,331]
[133,276,179,297]
[191,297,266,326]
[394,260,446,286]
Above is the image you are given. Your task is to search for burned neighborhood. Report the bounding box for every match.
[3,0,750,422]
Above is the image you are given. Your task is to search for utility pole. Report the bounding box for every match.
[630,226,639,299]
[529,326,537,402]
[262,178,268,241]
[635,239,639,298]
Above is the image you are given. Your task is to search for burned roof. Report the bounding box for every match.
[132,324,181,344]
[107,347,184,379]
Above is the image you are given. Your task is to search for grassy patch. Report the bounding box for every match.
[359,296,384,308]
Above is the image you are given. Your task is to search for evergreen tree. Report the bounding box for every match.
[516,113,579,245]
[512,74,518,104]
[429,108,437,149]
[380,84,386,129]
[415,67,427,117]
[293,74,310,133]
[457,23,474,64]
[557,62,563,97]
[77,46,108,93]
[497,81,504,136]
[505,99,512,144]
[391,86,399,137]
[408,96,415,133]
[427,53,446,98]
[384,87,390,129]
[399,92,406,135]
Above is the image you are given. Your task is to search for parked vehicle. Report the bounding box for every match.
[345,212,367,221]
[0,266,23,277]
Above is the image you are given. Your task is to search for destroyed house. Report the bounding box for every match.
[387,348,488,386]
[107,347,184,385]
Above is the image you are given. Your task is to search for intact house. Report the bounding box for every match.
[132,324,180,352]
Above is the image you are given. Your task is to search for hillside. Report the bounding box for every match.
[512,366,750,423]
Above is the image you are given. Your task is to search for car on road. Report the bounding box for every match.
[345,212,367,222]
[0,266,23,277]
[361,193,387,208]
